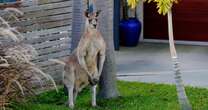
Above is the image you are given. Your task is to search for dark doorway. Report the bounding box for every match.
[144,0,208,42]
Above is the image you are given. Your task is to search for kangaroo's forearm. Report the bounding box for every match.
[78,55,88,72]
[98,54,105,75]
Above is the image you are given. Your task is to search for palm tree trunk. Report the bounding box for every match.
[96,0,119,98]
[167,9,192,110]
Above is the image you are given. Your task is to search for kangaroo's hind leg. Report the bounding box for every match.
[64,67,75,109]
[91,85,97,107]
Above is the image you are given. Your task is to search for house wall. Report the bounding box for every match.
[0,0,73,82]
[144,0,208,42]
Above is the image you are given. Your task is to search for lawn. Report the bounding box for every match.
[13,81,208,110]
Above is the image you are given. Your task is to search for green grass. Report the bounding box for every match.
[13,81,208,110]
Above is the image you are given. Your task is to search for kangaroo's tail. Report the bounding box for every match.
[49,59,66,66]
[49,59,66,81]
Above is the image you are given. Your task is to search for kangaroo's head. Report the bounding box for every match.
[84,10,101,29]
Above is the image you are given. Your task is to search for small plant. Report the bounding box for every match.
[0,8,57,110]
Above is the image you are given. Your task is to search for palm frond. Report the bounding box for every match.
[145,0,178,15]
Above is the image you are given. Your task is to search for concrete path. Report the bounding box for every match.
[115,43,208,88]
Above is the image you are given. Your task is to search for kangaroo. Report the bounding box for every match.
[51,10,106,109]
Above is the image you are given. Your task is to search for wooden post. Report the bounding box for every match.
[114,0,120,50]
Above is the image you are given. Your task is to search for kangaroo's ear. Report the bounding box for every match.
[84,10,90,18]
[95,10,101,17]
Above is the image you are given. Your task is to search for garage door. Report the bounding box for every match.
[144,0,208,42]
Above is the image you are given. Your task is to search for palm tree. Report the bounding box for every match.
[167,9,192,110]
[71,0,119,98]
[143,0,192,109]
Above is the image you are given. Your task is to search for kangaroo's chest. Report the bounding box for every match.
[86,38,102,56]
[84,44,98,64]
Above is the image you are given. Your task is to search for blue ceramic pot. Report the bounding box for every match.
[120,18,141,47]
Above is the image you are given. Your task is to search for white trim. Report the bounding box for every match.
[142,39,208,46]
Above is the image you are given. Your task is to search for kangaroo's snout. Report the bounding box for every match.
[93,24,97,28]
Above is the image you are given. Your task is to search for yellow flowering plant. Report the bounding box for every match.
[127,0,178,15]
[127,0,140,9]
[145,0,178,15]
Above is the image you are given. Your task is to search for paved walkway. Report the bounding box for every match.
[115,43,208,88]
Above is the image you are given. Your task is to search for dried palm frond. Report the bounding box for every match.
[0,48,58,110]
[0,27,20,42]
[0,8,57,110]
[0,17,10,28]
[0,9,24,42]
[4,8,24,16]
[5,44,38,64]
[0,56,9,67]
[3,8,23,22]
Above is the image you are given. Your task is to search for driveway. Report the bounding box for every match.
[116,43,208,88]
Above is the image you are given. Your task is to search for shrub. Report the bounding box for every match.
[0,8,57,110]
